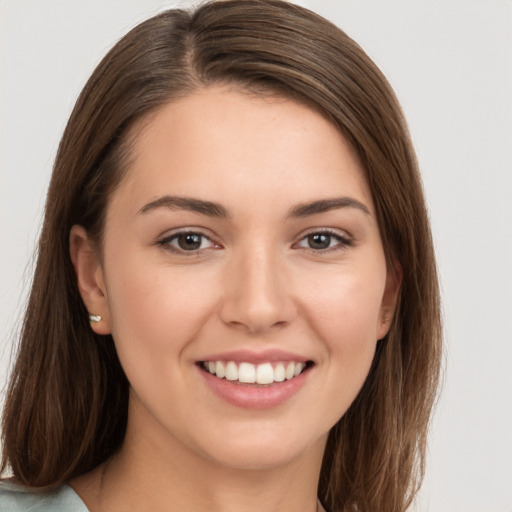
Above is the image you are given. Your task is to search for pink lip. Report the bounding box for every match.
[198,349,310,365]
[197,363,311,409]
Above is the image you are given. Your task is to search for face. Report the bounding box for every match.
[72,87,398,472]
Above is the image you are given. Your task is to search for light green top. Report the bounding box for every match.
[0,481,88,511]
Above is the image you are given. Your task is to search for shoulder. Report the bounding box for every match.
[0,481,88,512]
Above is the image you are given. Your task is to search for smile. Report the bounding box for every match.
[200,361,309,385]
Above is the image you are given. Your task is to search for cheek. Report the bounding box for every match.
[102,257,223,428]
[103,251,219,369]
[300,266,386,345]
[297,266,386,404]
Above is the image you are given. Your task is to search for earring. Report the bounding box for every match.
[89,314,102,323]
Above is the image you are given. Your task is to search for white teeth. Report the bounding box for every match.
[285,362,295,380]
[294,362,304,377]
[225,361,238,381]
[203,360,308,384]
[239,362,256,383]
[215,361,225,378]
[256,363,274,385]
[273,363,285,382]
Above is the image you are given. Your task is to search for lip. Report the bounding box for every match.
[198,363,311,409]
[196,349,314,409]
[198,349,310,365]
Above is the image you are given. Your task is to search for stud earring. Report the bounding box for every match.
[89,314,102,323]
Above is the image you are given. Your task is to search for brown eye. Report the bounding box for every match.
[307,233,332,250]
[159,231,216,253]
[177,233,203,250]
[295,230,352,252]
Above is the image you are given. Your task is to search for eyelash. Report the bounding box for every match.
[294,229,353,253]
[157,230,220,254]
[157,229,352,255]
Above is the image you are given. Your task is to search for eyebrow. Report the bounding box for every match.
[137,195,370,219]
[289,197,371,218]
[138,195,230,218]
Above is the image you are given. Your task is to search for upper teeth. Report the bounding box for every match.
[203,361,306,384]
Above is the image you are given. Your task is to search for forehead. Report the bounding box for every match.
[110,86,373,216]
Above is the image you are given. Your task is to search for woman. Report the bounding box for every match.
[0,1,441,511]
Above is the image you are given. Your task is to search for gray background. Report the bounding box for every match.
[1,1,511,510]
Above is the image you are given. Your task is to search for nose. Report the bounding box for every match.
[219,245,296,334]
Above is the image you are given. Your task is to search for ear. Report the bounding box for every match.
[69,225,111,335]
[377,261,402,341]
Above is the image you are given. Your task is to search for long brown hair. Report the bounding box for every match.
[1,2,442,511]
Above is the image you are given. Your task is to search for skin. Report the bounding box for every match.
[70,86,399,512]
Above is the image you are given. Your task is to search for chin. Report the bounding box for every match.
[194,424,329,472]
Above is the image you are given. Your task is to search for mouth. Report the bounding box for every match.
[198,360,314,386]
